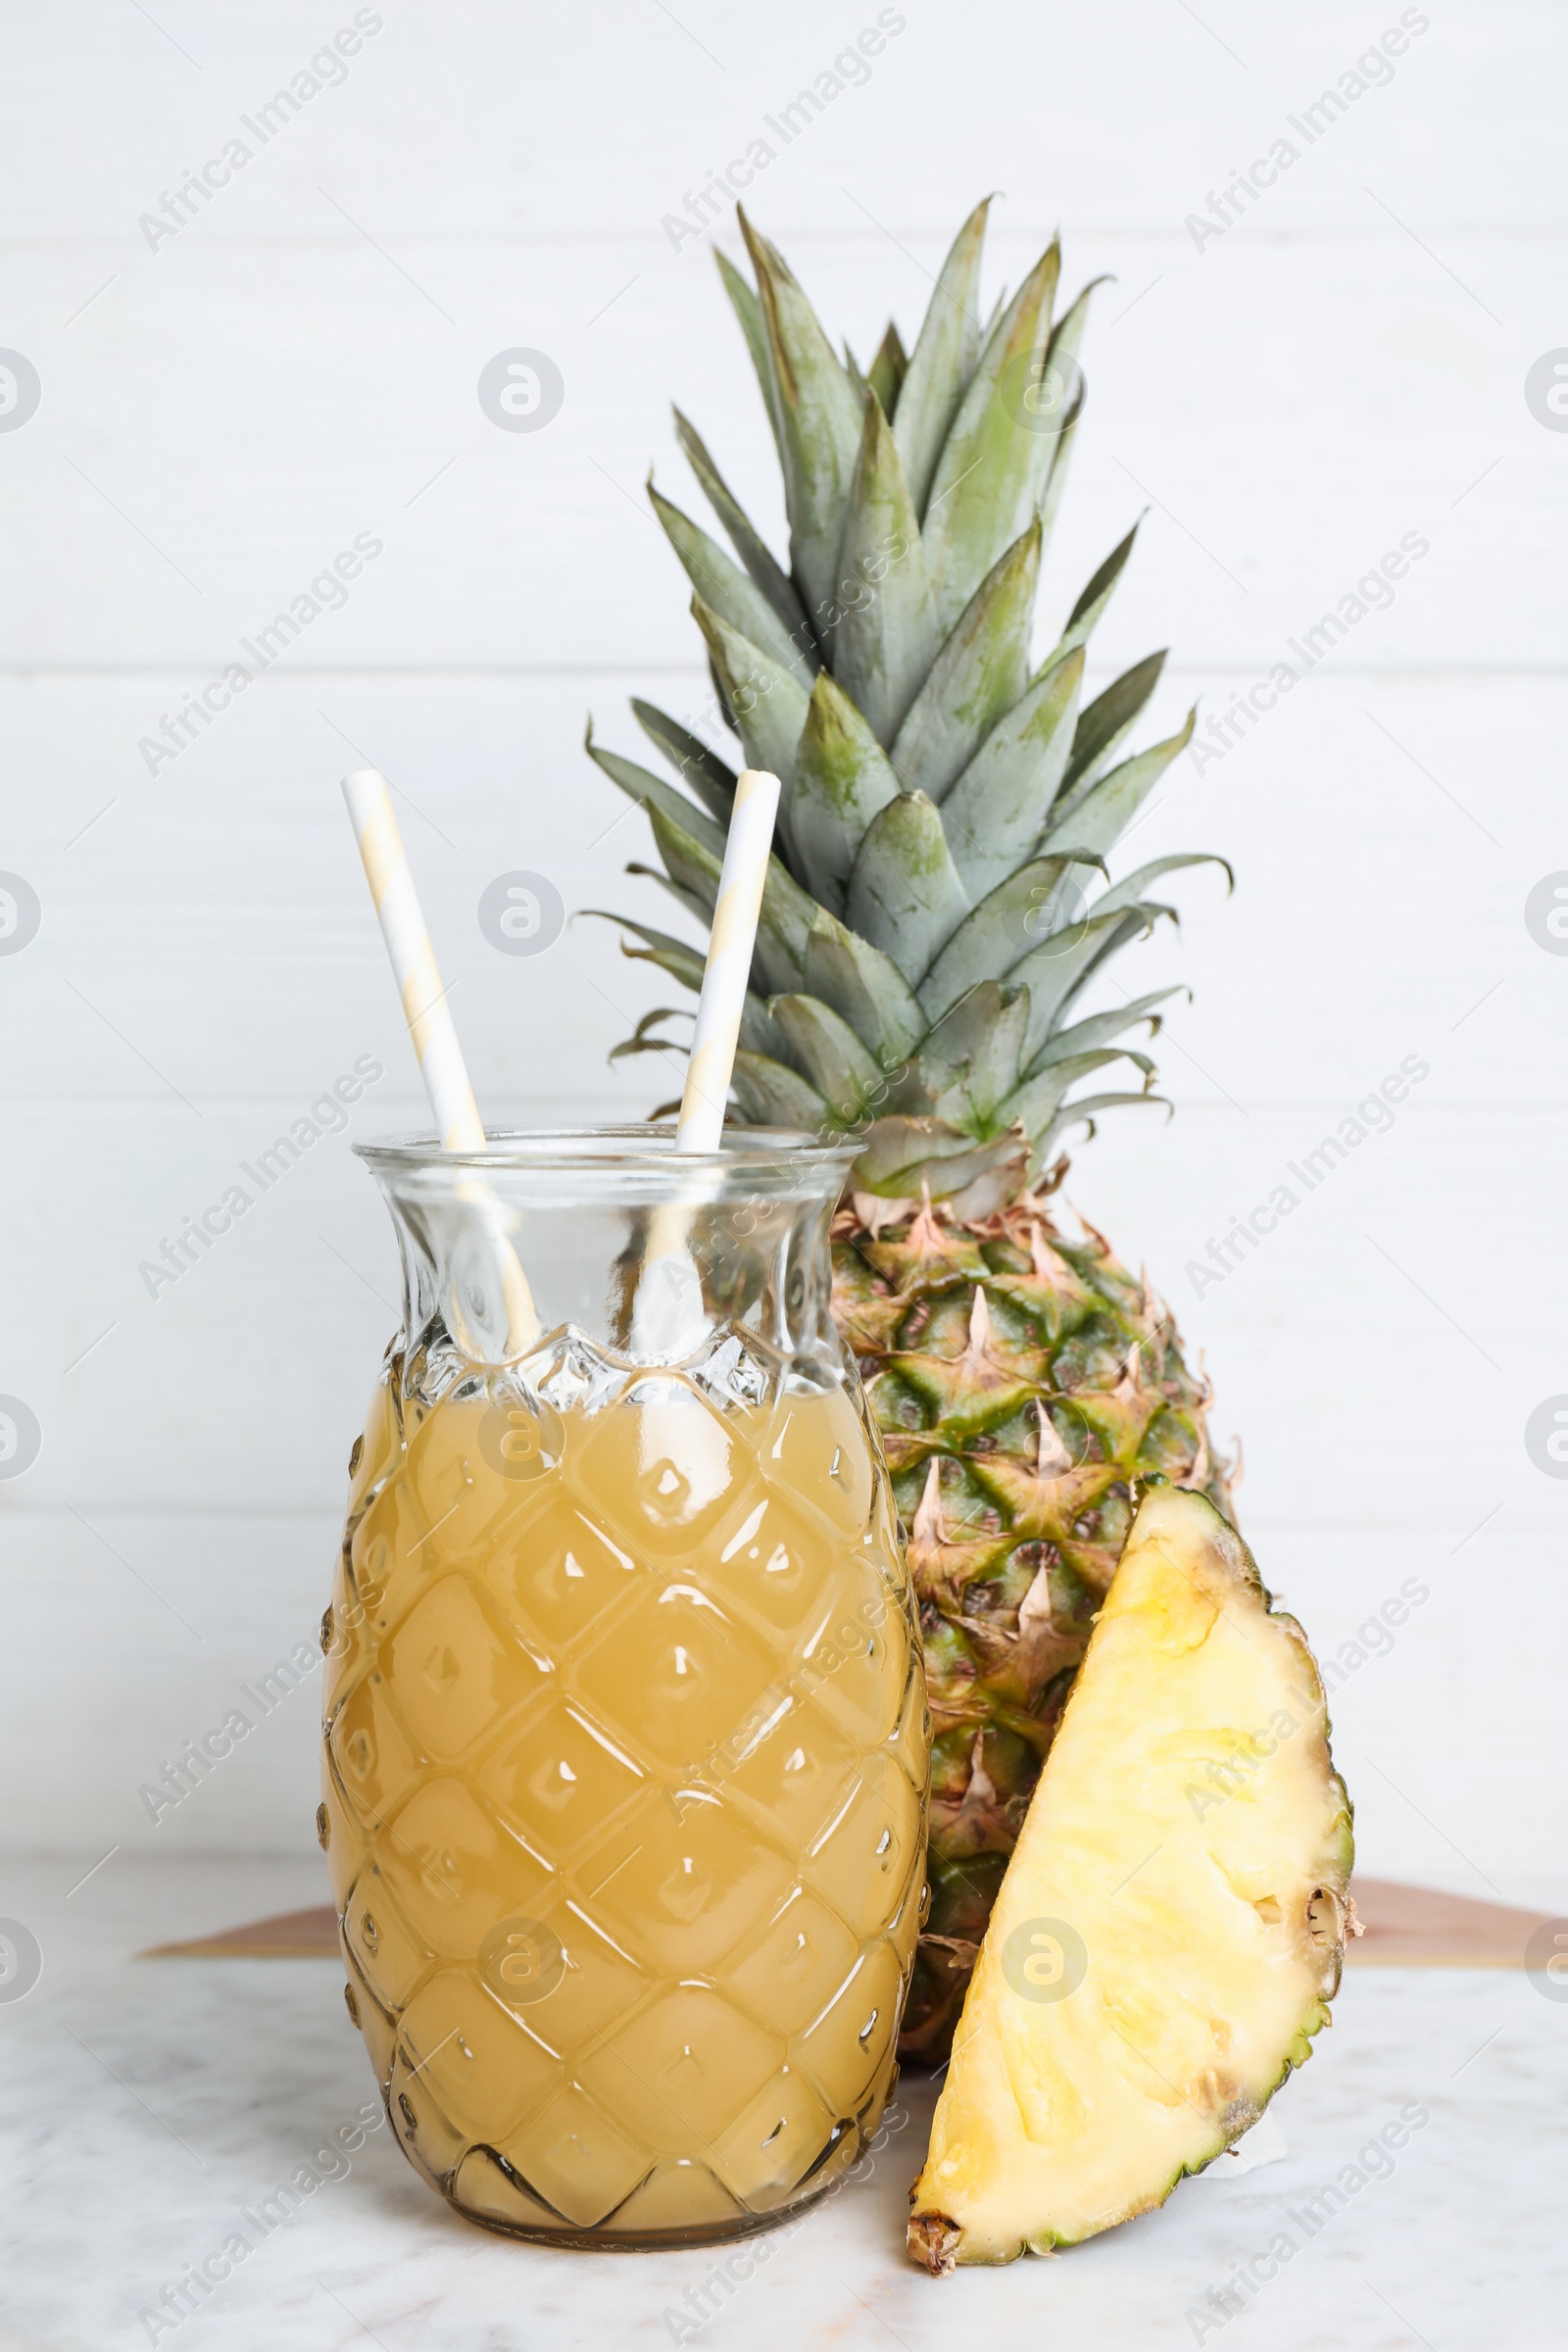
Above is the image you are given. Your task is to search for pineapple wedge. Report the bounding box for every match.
[907,1482,1352,2271]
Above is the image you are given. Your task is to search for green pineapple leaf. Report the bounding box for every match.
[589,914,787,1062]
[740,995,790,1060]
[690,596,813,806]
[585,723,727,861]
[846,791,971,985]
[738,209,863,619]
[1033,273,1104,548]
[867,320,908,419]
[671,409,808,653]
[894,196,991,519]
[650,481,808,675]
[639,798,824,1004]
[1034,1088,1169,1173]
[1013,906,1161,1064]
[890,521,1041,800]
[1026,986,1184,1071]
[1044,271,1106,380]
[769,995,888,1124]
[919,849,1107,1022]
[707,653,740,739]
[715,247,782,459]
[802,915,926,1067]
[756,847,821,991]
[630,699,737,824]
[941,646,1085,899]
[1059,654,1167,798]
[790,670,901,915]
[643,799,720,918]
[1093,853,1234,921]
[729,1049,830,1130]
[1041,710,1199,858]
[1042,273,1104,386]
[1036,376,1084,544]
[1053,521,1141,662]
[923,981,1032,1127]
[608,1006,691,1064]
[852,1115,1031,1204]
[998,1046,1148,1140]
[625,859,713,934]
[581,909,705,993]
[832,390,940,748]
[921,240,1060,631]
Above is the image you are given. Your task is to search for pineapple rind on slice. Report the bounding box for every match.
[907,1482,1352,2271]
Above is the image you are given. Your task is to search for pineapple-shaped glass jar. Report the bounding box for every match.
[320,1129,928,2247]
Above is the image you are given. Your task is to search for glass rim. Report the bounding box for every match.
[353,1123,860,1179]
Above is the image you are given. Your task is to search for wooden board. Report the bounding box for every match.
[1343,1878,1555,1969]
[144,1880,1557,1969]
[145,1905,342,1960]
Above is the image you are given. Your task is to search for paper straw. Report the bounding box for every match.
[341,769,540,1354]
[674,768,782,1152]
[633,768,781,1354]
[342,769,488,1150]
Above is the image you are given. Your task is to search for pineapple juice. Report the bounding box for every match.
[322,1363,926,2242]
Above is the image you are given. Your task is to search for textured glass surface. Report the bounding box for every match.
[321,1133,929,2246]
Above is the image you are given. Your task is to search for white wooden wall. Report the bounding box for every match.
[3,0,1564,1902]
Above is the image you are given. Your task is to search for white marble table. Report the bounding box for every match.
[2,1936,1564,2352]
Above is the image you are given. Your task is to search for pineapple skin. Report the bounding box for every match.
[906,1483,1353,2268]
[832,1186,1231,2063]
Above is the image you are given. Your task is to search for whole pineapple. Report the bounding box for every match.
[587,200,1232,2059]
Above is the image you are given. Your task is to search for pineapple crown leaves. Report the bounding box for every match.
[584,199,1232,1204]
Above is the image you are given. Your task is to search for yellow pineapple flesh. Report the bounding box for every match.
[907,1482,1352,2269]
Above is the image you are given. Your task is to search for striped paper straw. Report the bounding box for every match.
[341,769,540,1353]
[342,769,487,1151]
[633,767,781,1354]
